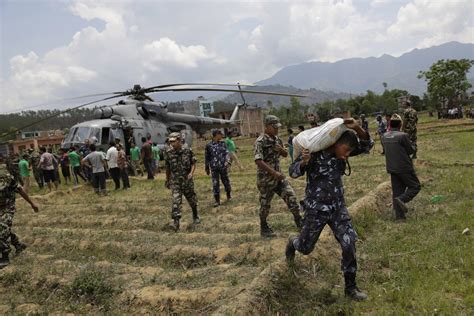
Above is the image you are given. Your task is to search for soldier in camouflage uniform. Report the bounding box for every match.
[285,119,373,301]
[402,100,418,159]
[164,132,200,231]
[254,115,302,238]
[0,157,39,268]
[205,129,232,207]
[30,149,44,189]
[6,154,21,186]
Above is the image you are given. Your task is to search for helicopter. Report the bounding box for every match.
[58,83,306,154]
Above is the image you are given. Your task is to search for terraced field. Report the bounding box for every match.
[1,116,472,314]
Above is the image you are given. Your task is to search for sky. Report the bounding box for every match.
[1,0,473,113]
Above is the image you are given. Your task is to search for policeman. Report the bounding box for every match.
[164,132,201,231]
[0,156,39,268]
[402,100,418,159]
[285,119,372,301]
[254,115,302,238]
[205,129,232,207]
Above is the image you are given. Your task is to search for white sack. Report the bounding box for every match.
[292,118,348,159]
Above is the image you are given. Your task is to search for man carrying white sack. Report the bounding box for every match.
[286,118,373,301]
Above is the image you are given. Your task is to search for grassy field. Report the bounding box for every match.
[0,115,473,315]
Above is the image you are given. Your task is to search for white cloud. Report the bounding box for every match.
[1,0,472,113]
[143,37,214,70]
[388,0,474,44]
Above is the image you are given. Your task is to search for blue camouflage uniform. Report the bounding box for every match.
[205,140,231,198]
[288,138,373,276]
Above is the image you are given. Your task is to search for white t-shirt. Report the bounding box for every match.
[106,146,118,169]
[84,151,105,173]
[39,152,55,170]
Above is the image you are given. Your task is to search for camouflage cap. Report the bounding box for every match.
[391,113,402,121]
[168,132,181,142]
[264,115,282,128]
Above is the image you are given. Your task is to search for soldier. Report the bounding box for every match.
[402,100,418,159]
[285,119,373,301]
[205,129,232,207]
[164,132,201,231]
[0,156,39,268]
[254,115,302,238]
[30,149,44,189]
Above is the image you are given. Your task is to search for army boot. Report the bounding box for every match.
[226,191,232,201]
[260,218,276,238]
[172,218,180,232]
[344,273,368,301]
[14,243,27,255]
[0,252,10,269]
[285,236,297,263]
[192,207,201,224]
[213,195,220,207]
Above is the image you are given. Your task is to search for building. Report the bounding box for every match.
[8,130,65,154]
[210,106,264,137]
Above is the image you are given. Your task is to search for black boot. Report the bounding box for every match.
[0,252,10,269]
[344,273,368,301]
[192,207,201,224]
[293,213,303,230]
[260,218,276,238]
[15,243,27,255]
[285,236,297,263]
[172,218,180,232]
[226,191,232,201]
[213,195,220,207]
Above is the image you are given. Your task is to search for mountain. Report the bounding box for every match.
[220,85,351,107]
[257,41,474,96]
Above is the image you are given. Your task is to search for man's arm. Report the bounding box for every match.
[402,134,415,156]
[255,160,284,181]
[289,150,310,178]
[18,187,39,212]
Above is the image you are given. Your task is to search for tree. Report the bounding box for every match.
[418,59,474,109]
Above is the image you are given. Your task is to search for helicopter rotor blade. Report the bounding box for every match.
[147,87,306,98]
[0,94,126,139]
[0,91,126,115]
[145,83,256,91]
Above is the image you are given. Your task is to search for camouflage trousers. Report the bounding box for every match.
[33,168,44,188]
[211,168,231,196]
[257,178,299,219]
[0,210,14,254]
[171,179,198,220]
[292,206,358,274]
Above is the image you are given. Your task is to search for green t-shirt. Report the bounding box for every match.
[19,159,30,177]
[152,146,160,160]
[68,151,81,167]
[130,147,141,161]
[225,137,236,153]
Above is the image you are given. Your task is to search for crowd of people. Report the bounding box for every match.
[1,102,423,301]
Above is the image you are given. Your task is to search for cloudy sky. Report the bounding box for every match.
[1,0,473,113]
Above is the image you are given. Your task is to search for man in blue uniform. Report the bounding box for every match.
[286,118,373,301]
[205,129,232,207]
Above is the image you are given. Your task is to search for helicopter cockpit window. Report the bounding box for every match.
[69,127,100,144]
[101,128,110,145]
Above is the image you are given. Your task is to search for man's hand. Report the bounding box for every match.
[274,144,286,155]
[301,149,311,166]
[343,118,359,130]
[187,173,193,180]
[31,203,39,213]
[272,171,285,181]
[205,168,210,176]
